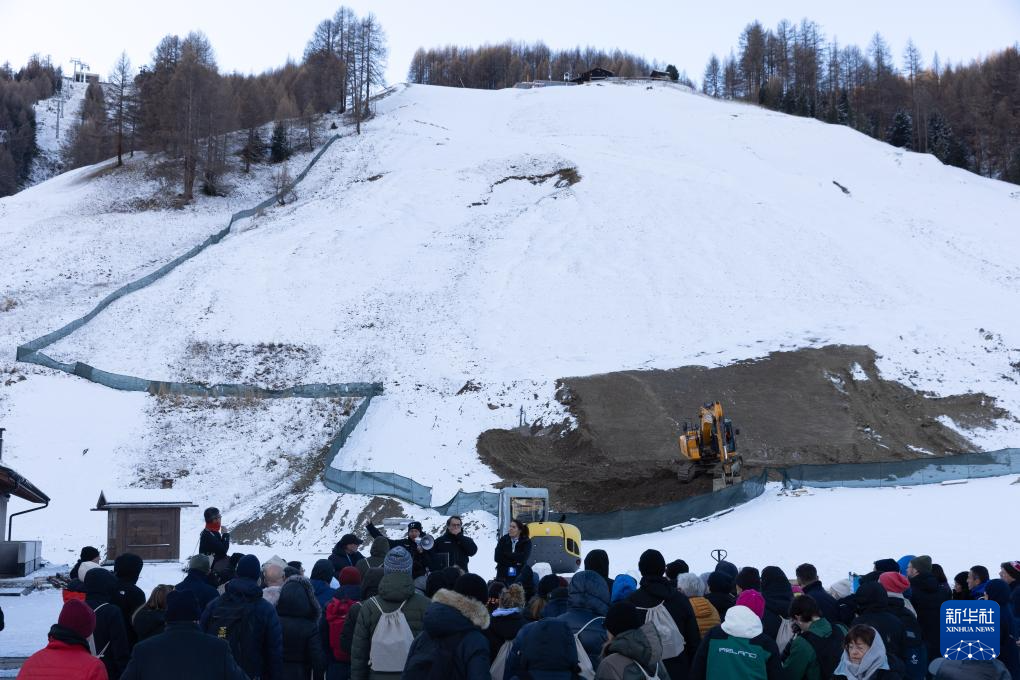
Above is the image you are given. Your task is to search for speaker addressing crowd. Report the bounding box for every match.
[12,506,1020,680]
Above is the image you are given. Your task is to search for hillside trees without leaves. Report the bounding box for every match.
[0,55,63,197]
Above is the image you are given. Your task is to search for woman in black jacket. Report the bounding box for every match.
[277,576,327,680]
[132,584,173,642]
[494,519,532,584]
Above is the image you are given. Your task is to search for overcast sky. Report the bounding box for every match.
[3,1,1018,87]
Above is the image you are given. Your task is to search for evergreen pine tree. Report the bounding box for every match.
[665,64,679,81]
[270,121,291,163]
[887,110,913,149]
[836,90,852,126]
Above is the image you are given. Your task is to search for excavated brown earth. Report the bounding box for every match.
[477,345,1011,512]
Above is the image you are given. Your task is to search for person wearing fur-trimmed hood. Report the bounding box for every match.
[403,573,492,680]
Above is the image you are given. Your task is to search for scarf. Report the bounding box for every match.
[205,520,222,533]
[47,624,91,652]
[834,630,890,680]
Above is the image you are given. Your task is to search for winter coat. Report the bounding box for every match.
[802,581,841,623]
[689,597,720,638]
[494,535,533,583]
[691,606,782,680]
[504,617,580,680]
[321,583,361,680]
[355,538,389,578]
[311,558,338,610]
[984,579,1020,680]
[486,608,527,662]
[761,567,794,643]
[704,592,735,622]
[782,617,846,680]
[1010,580,1020,638]
[403,589,491,680]
[330,549,366,574]
[312,579,337,611]
[84,568,131,680]
[928,658,1011,680]
[595,622,671,680]
[554,570,610,672]
[583,550,615,597]
[905,572,945,665]
[120,621,248,680]
[17,627,109,680]
[542,589,570,619]
[335,568,384,674]
[200,575,284,680]
[350,571,430,680]
[431,531,479,572]
[199,529,231,560]
[112,554,145,649]
[629,575,702,680]
[884,596,927,679]
[852,583,907,662]
[132,607,166,642]
[277,576,328,680]
[611,575,638,604]
[176,570,221,612]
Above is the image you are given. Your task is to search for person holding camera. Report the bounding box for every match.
[431,515,478,572]
[494,519,532,584]
[392,521,432,579]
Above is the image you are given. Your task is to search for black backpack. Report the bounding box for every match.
[203,594,257,663]
[802,626,845,679]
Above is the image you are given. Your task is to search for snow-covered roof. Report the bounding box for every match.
[95,488,197,509]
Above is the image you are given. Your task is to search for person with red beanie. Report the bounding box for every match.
[18,599,108,680]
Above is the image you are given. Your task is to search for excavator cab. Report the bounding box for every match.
[677,401,743,489]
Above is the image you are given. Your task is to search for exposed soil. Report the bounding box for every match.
[477,345,1010,512]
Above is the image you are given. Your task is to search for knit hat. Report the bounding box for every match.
[735,589,766,618]
[828,579,853,600]
[407,521,424,532]
[638,549,666,577]
[57,599,96,639]
[1002,561,1020,581]
[80,546,100,562]
[707,571,733,594]
[879,571,910,594]
[188,554,211,574]
[236,554,261,580]
[339,566,362,586]
[873,558,900,574]
[736,566,761,592]
[605,601,644,636]
[908,555,932,575]
[538,574,561,598]
[384,546,413,575]
[455,573,488,604]
[715,560,738,580]
[165,590,201,622]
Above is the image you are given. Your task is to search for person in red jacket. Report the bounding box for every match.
[18,599,108,680]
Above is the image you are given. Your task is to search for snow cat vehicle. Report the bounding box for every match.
[676,401,743,491]
[497,487,581,574]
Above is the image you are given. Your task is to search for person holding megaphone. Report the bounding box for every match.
[392,520,432,579]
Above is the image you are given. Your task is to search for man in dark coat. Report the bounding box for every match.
[201,553,284,680]
[503,617,580,680]
[430,515,479,572]
[760,566,794,641]
[852,582,907,661]
[554,570,610,671]
[906,554,950,666]
[705,571,735,621]
[628,548,702,680]
[390,521,433,580]
[176,554,221,612]
[84,567,131,680]
[403,574,492,679]
[199,507,231,562]
[277,576,327,680]
[112,553,145,649]
[583,549,615,596]
[796,562,841,622]
[122,590,248,680]
[329,533,366,573]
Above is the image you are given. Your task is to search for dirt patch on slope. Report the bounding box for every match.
[477,345,1010,512]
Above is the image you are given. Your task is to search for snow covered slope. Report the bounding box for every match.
[2,81,1019,558]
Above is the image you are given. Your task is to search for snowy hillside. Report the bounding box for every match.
[2,80,1020,561]
[27,78,87,186]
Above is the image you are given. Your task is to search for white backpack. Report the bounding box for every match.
[88,603,111,659]
[490,639,513,680]
[637,603,685,660]
[776,616,796,654]
[574,616,604,680]
[368,597,414,673]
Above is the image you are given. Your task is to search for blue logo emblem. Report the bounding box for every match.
[940,601,999,659]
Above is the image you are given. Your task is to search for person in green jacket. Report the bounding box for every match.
[783,594,847,680]
[350,546,431,680]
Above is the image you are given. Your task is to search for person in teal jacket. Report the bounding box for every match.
[783,595,847,680]
[691,604,782,680]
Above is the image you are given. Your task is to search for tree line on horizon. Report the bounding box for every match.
[703,19,1020,184]
[0,56,63,196]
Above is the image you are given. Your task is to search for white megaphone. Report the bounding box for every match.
[417,534,435,550]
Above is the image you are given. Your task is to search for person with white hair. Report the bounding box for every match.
[262,562,286,607]
[677,572,721,637]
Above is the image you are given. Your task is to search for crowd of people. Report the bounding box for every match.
[12,506,1020,680]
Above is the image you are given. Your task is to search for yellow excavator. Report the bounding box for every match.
[676,401,743,490]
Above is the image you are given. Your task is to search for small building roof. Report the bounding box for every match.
[0,463,50,504]
[95,488,197,510]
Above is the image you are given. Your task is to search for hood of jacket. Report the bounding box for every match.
[519,618,579,670]
[84,567,118,600]
[690,596,719,621]
[113,553,143,584]
[583,550,610,581]
[761,566,793,615]
[984,579,1011,607]
[721,604,764,638]
[611,574,637,603]
[604,622,663,671]
[568,570,610,616]
[225,576,264,601]
[425,588,490,638]
[370,536,390,559]
[856,582,891,613]
[908,571,940,595]
[378,571,416,603]
[489,609,525,640]
[311,558,334,583]
[277,575,320,620]
[834,627,890,679]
